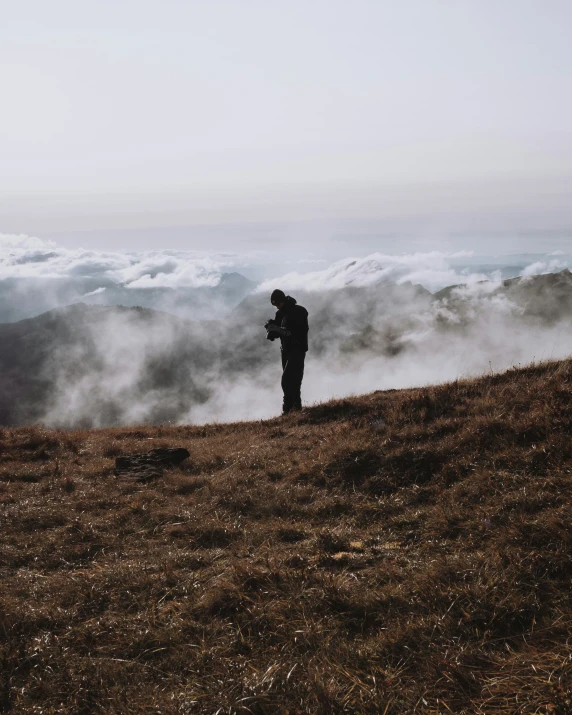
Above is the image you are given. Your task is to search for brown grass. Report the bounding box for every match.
[1,360,572,713]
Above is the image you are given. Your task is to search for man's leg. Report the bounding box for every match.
[292,351,304,410]
[280,351,291,414]
[281,350,305,414]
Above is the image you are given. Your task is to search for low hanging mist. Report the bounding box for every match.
[1,236,572,427]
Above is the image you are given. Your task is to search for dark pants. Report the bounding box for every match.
[281,349,305,414]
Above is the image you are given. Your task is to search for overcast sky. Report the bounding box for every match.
[1,0,571,253]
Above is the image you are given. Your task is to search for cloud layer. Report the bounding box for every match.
[0,233,261,321]
[0,233,233,287]
[2,232,572,428]
[1,233,571,325]
[256,250,558,294]
[35,271,572,428]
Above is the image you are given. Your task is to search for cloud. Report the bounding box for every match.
[32,264,572,428]
[256,251,484,293]
[0,234,259,321]
[0,234,233,288]
[3,235,570,297]
[82,287,106,297]
[121,254,225,289]
[257,250,572,296]
[0,234,57,251]
[2,233,571,327]
[183,283,572,425]
[521,259,567,278]
[1,240,571,427]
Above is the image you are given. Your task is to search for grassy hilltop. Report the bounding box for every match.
[1,360,572,713]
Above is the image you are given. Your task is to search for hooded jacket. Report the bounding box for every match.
[274,296,309,353]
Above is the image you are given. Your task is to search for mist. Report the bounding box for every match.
[1,233,571,427]
[2,233,571,320]
[34,263,572,428]
[175,280,572,425]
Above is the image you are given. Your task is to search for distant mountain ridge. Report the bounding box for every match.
[0,271,256,323]
[435,268,572,312]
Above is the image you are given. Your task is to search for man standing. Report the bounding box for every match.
[264,289,309,414]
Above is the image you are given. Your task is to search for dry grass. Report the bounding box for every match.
[1,360,572,713]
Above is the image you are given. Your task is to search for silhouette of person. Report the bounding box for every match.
[264,289,309,414]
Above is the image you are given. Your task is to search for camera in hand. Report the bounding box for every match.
[265,319,279,341]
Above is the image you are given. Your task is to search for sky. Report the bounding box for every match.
[1,0,571,254]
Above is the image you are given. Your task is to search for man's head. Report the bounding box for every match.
[270,289,286,310]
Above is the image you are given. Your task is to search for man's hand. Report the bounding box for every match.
[265,319,278,341]
[264,320,291,338]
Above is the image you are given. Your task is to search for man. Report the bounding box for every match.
[264,289,309,414]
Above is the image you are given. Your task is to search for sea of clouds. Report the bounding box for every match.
[0,233,235,288]
[0,233,258,321]
[258,251,486,294]
[2,232,572,426]
[2,233,570,317]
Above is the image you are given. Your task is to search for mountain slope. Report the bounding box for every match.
[0,304,216,425]
[1,359,571,713]
[434,268,572,322]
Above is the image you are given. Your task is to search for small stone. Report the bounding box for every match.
[115,447,190,480]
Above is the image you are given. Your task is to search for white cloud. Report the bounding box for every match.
[82,287,106,297]
[1,233,571,319]
[0,233,57,251]
[3,235,572,427]
[0,234,236,288]
[256,251,482,294]
[521,259,568,278]
[448,273,503,300]
[121,254,224,289]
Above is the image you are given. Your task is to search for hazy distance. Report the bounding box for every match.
[1,0,571,254]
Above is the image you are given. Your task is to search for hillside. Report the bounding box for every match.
[434,268,572,323]
[1,360,572,713]
[0,304,218,425]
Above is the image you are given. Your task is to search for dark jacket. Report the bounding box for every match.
[275,296,309,353]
